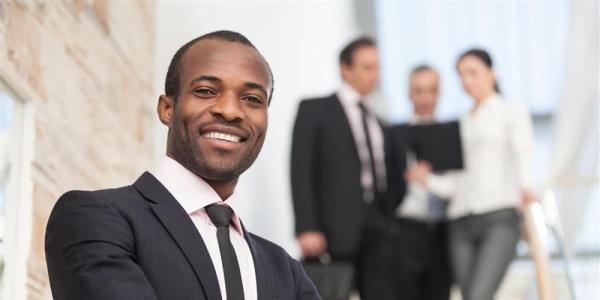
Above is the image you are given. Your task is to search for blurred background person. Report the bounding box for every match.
[387,65,452,300]
[406,49,535,300]
[290,37,394,299]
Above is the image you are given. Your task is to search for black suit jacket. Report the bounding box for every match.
[45,172,320,300]
[290,94,397,259]
[385,124,410,211]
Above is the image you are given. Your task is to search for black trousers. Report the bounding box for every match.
[392,218,452,300]
[319,206,397,300]
[355,201,406,300]
[333,216,451,300]
[357,221,397,300]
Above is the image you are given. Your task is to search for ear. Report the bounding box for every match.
[340,64,350,81]
[157,95,174,127]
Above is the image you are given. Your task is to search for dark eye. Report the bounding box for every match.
[243,95,264,105]
[193,88,216,97]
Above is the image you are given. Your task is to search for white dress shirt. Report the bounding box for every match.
[337,82,387,194]
[397,114,439,221]
[151,156,257,300]
[427,94,534,219]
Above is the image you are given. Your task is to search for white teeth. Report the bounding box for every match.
[202,132,241,143]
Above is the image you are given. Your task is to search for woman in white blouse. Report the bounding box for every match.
[407,49,535,300]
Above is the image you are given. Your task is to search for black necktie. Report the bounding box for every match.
[358,102,380,196]
[205,204,245,300]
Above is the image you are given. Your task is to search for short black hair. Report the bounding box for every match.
[164,30,275,103]
[339,36,376,67]
[410,64,437,76]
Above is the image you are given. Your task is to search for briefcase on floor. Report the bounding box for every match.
[302,254,355,300]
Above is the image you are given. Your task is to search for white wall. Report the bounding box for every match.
[375,0,570,123]
[154,1,358,256]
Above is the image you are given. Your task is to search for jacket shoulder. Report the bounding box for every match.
[298,94,338,108]
[387,123,409,135]
[57,185,138,204]
[52,185,142,218]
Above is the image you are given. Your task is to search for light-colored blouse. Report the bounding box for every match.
[427,93,534,219]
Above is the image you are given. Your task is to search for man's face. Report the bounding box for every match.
[341,46,380,95]
[158,39,271,182]
[409,70,439,117]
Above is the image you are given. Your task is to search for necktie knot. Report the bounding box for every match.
[205,204,233,228]
[358,101,368,113]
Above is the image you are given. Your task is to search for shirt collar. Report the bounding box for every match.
[337,81,364,107]
[150,156,243,233]
[410,113,436,124]
[480,93,502,109]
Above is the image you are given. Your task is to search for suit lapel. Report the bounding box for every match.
[241,222,276,300]
[133,172,222,300]
[329,94,361,163]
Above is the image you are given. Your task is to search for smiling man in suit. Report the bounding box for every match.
[45,30,320,300]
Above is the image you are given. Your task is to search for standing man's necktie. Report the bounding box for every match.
[358,101,380,196]
[427,192,447,222]
[427,172,447,222]
[205,204,245,300]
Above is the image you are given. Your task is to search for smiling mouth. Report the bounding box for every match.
[201,131,243,143]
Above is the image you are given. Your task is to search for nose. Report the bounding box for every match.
[209,92,245,122]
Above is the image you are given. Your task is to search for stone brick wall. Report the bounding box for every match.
[0,1,154,299]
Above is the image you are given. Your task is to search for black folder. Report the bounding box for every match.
[407,121,464,171]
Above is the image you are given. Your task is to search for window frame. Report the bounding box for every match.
[0,71,35,300]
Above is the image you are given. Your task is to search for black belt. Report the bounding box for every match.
[397,217,446,230]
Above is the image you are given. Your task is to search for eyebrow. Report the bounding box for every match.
[245,82,268,97]
[189,75,268,97]
[189,75,221,86]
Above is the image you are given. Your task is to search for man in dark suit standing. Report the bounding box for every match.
[291,37,398,299]
[387,65,452,300]
[45,30,320,300]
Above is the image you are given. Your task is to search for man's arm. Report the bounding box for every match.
[290,100,322,235]
[382,126,408,213]
[45,190,159,300]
